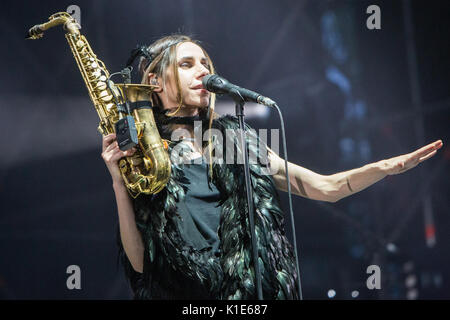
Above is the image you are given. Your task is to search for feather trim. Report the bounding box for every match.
[118,114,299,299]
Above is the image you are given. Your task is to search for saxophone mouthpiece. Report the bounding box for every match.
[26,25,43,40]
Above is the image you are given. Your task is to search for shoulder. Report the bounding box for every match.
[213,114,239,129]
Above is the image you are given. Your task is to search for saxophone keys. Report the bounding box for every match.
[99,90,113,102]
[143,158,154,171]
[76,39,85,48]
[129,156,143,166]
[97,126,104,135]
[101,96,113,103]
[95,81,107,91]
[81,56,93,63]
[92,69,101,78]
[105,103,115,111]
[119,159,128,174]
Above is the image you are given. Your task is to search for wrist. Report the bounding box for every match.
[375,160,389,177]
[112,179,127,192]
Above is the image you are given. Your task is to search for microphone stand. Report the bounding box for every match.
[230,88,263,300]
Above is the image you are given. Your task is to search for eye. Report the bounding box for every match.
[180,61,191,68]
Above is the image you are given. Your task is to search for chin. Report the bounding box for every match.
[186,99,210,109]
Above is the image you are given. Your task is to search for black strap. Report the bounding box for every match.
[161,115,207,125]
[130,101,153,112]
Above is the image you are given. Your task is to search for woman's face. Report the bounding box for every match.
[157,42,211,116]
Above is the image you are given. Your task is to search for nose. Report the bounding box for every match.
[196,64,210,79]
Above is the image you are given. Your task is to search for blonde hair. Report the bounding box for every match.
[139,35,219,176]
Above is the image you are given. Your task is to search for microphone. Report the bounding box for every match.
[202,74,276,107]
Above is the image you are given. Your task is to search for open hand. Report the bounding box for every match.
[381,140,443,175]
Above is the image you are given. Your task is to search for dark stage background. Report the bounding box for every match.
[0,0,449,299]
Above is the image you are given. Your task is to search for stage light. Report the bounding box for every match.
[327,289,336,298]
[386,243,398,253]
[405,275,417,288]
[351,290,359,298]
[406,288,418,300]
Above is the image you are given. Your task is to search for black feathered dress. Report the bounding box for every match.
[117,115,299,299]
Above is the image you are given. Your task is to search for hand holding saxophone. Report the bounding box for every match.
[101,133,136,184]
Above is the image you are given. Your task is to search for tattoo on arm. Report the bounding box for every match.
[346,178,353,192]
[295,176,308,197]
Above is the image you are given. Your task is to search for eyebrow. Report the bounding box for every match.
[179,56,208,62]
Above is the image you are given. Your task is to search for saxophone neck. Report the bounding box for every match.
[27,12,80,39]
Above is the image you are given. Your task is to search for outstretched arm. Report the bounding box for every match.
[270,140,443,203]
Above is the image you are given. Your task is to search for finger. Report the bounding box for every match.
[106,145,136,161]
[414,140,442,158]
[109,148,127,162]
[118,150,134,161]
[105,141,119,153]
[103,145,116,155]
[113,146,136,157]
[103,146,122,163]
[125,148,136,156]
[103,133,116,142]
[104,145,120,158]
[102,133,117,149]
[419,149,437,162]
[435,140,444,150]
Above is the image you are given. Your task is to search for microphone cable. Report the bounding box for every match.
[273,103,304,300]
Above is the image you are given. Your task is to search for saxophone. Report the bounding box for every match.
[27,12,171,197]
